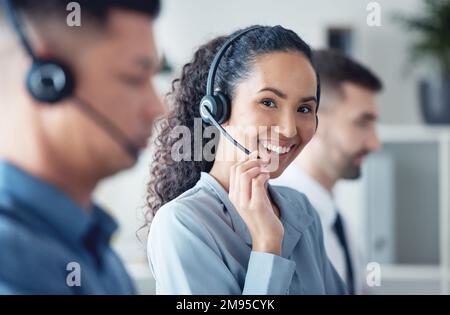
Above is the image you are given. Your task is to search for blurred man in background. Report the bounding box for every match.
[0,0,164,294]
[272,49,383,294]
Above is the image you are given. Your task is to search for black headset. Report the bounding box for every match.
[199,26,320,156]
[2,0,74,103]
[2,0,140,159]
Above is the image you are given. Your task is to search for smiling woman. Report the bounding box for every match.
[146,25,347,295]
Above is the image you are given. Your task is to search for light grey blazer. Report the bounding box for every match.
[147,172,347,295]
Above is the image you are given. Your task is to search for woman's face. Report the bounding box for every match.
[222,51,318,178]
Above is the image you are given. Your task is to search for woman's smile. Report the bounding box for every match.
[257,138,299,164]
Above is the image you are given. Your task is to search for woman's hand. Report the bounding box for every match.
[228,151,284,256]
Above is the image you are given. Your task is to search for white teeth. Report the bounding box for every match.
[262,142,293,155]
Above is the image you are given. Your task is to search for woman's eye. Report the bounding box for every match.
[298,105,311,113]
[261,99,276,108]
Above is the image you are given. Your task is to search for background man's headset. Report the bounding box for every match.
[2,0,140,159]
[199,26,320,157]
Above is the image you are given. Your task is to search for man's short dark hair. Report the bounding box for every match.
[6,0,161,23]
[313,49,383,96]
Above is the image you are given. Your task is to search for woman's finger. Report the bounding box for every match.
[239,166,263,207]
[235,152,265,176]
[229,162,238,201]
[231,151,255,196]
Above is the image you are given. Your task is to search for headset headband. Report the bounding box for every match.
[2,0,37,60]
[206,26,262,96]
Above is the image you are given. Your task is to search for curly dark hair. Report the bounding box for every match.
[145,25,319,224]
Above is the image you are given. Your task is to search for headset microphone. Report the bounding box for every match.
[200,106,252,156]
[73,96,139,159]
[2,0,140,160]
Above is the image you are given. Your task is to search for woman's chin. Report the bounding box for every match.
[260,150,298,177]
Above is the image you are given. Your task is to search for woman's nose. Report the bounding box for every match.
[278,115,297,138]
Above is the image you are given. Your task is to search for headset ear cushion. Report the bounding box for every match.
[26,60,74,104]
[199,95,218,125]
[214,92,230,124]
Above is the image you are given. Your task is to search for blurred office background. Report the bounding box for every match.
[92,0,450,294]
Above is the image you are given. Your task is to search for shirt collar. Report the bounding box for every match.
[198,172,313,257]
[198,172,252,245]
[0,160,118,246]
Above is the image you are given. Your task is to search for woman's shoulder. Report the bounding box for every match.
[150,184,227,237]
[148,184,230,259]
